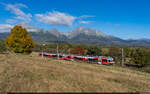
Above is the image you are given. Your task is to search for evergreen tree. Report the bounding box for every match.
[86,46,102,56]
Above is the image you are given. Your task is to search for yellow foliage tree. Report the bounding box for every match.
[5,25,35,54]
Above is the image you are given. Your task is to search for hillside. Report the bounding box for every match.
[0,53,150,92]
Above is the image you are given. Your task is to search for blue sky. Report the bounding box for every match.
[0,0,150,39]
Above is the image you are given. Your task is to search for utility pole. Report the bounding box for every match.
[121,48,124,67]
[57,43,59,59]
[69,48,71,55]
[42,44,45,58]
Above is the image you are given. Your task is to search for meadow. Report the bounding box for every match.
[0,52,150,92]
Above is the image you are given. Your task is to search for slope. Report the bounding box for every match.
[0,52,150,92]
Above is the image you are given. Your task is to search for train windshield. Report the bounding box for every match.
[107,59,114,62]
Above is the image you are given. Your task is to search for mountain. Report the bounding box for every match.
[65,26,105,39]
[46,28,68,42]
[0,23,150,46]
[128,38,150,43]
[47,28,61,37]
[0,32,9,39]
[126,38,150,46]
[63,26,128,46]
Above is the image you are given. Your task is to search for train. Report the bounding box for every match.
[39,52,115,65]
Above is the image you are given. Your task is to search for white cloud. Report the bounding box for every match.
[79,21,93,24]
[4,3,32,23]
[0,24,13,32]
[78,15,95,24]
[13,3,28,8]
[35,11,76,26]
[6,19,16,24]
[78,15,95,19]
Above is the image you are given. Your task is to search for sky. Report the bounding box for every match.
[0,0,150,39]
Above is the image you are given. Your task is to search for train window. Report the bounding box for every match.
[108,60,113,62]
[88,59,98,62]
[44,54,48,56]
[102,59,107,62]
[68,56,71,58]
[53,55,57,57]
[59,56,63,58]
[75,57,82,60]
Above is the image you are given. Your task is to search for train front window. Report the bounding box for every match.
[108,60,113,62]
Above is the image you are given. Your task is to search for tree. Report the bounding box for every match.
[5,25,35,54]
[0,39,6,53]
[108,47,122,64]
[74,45,85,55]
[129,48,150,67]
[124,47,132,57]
[108,47,122,57]
[86,46,102,56]
[69,48,76,54]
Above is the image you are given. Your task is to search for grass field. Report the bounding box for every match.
[0,52,150,92]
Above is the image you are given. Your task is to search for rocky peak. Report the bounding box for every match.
[66,26,105,38]
[47,28,61,37]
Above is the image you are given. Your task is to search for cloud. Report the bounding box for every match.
[0,24,13,32]
[78,15,95,24]
[35,11,76,26]
[13,3,28,8]
[4,3,32,23]
[6,19,16,24]
[78,15,95,19]
[79,21,93,24]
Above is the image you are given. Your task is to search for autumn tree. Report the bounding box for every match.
[5,25,35,54]
[69,48,76,54]
[73,45,85,55]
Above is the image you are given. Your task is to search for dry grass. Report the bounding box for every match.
[0,52,150,92]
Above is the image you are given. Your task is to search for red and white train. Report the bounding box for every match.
[39,52,115,65]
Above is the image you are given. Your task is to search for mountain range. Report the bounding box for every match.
[0,23,150,47]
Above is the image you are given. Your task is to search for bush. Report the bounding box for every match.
[5,25,35,54]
